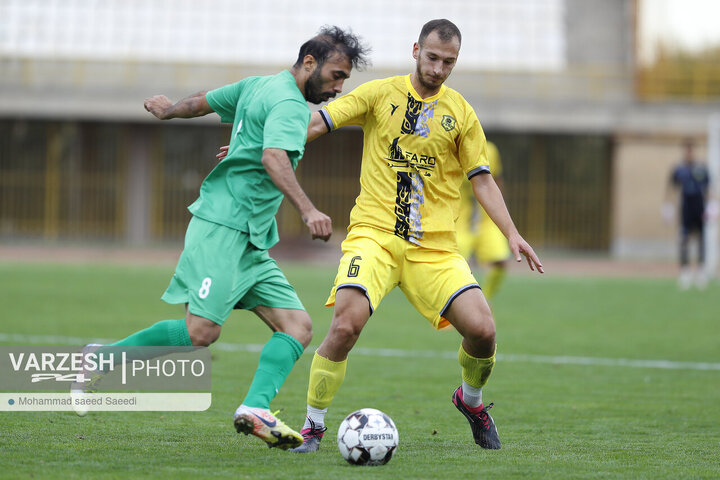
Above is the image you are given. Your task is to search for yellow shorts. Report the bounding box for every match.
[457,215,511,265]
[326,226,480,329]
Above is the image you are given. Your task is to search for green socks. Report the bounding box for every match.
[242,332,305,409]
[95,319,192,370]
[106,319,192,347]
[105,322,304,409]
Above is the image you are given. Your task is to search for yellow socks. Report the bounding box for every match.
[481,266,506,300]
[307,351,347,409]
[458,344,495,388]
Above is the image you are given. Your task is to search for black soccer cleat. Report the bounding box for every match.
[289,417,327,453]
[452,386,501,449]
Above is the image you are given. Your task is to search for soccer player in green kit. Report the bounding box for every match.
[83,27,369,450]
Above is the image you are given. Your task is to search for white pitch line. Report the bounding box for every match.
[1,333,719,371]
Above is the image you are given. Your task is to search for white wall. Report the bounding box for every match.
[0,0,565,70]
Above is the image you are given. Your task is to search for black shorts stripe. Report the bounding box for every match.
[440,284,481,318]
[336,283,374,316]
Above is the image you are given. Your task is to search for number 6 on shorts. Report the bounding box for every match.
[347,256,362,278]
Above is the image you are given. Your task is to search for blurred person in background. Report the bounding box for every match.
[73,26,369,450]
[663,139,714,289]
[456,140,511,301]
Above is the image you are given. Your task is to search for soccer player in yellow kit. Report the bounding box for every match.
[456,141,511,300]
[292,19,543,452]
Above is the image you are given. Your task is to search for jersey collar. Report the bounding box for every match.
[405,74,447,103]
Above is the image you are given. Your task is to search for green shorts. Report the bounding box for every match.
[161,216,305,325]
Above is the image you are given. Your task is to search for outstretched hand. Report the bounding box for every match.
[508,234,544,273]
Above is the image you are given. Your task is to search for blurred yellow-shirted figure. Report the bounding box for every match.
[456,141,511,300]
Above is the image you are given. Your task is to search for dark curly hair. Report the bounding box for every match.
[294,25,371,71]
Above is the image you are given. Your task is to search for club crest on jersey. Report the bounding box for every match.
[441,115,456,132]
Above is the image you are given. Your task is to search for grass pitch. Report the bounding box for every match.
[0,260,719,479]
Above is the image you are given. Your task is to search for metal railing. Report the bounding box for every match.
[0,119,612,251]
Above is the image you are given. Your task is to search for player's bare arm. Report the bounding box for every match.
[261,148,332,241]
[471,173,544,273]
[307,111,331,142]
[144,91,214,120]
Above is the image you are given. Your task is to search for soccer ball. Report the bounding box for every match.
[337,408,398,466]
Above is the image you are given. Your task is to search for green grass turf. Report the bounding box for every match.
[0,261,719,479]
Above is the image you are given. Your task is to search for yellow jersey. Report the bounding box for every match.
[321,75,489,252]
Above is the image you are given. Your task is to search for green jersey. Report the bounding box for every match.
[190,70,310,249]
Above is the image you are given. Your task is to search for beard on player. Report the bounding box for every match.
[305,67,338,104]
[414,63,447,91]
